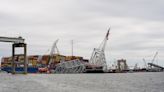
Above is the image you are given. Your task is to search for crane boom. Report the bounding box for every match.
[48,39,59,67]
[143,58,147,68]
[98,28,110,51]
[151,52,158,64]
[50,39,59,56]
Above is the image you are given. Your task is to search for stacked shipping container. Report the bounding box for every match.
[1,54,87,73]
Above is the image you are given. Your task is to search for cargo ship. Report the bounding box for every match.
[1,67,38,73]
[1,55,40,73]
[1,54,88,73]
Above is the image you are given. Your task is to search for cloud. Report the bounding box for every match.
[78,0,164,21]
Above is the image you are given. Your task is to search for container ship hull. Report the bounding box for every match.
[1,67,38,73]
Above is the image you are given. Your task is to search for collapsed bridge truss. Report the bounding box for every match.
[54,59,86,73]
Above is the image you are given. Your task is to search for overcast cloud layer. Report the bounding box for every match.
[0,0,164,67]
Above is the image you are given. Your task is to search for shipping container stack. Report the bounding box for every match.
[1,54,89,73]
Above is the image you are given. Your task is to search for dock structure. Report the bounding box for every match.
[0,36,27,74]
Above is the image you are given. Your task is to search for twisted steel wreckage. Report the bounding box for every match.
[0,28,110,74]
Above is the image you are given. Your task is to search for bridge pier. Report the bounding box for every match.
[12,43,27,74]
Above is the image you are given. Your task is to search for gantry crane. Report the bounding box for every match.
[89,28,110,72]
[0,36,27,74]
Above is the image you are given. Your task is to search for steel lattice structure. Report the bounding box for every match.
[54,59,86,73]
[89,28,110,72]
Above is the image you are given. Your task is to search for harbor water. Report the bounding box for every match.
[0,72,164,92]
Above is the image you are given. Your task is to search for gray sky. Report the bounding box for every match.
[0,0,164,67]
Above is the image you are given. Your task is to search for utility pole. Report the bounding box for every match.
[71,40,74,56]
